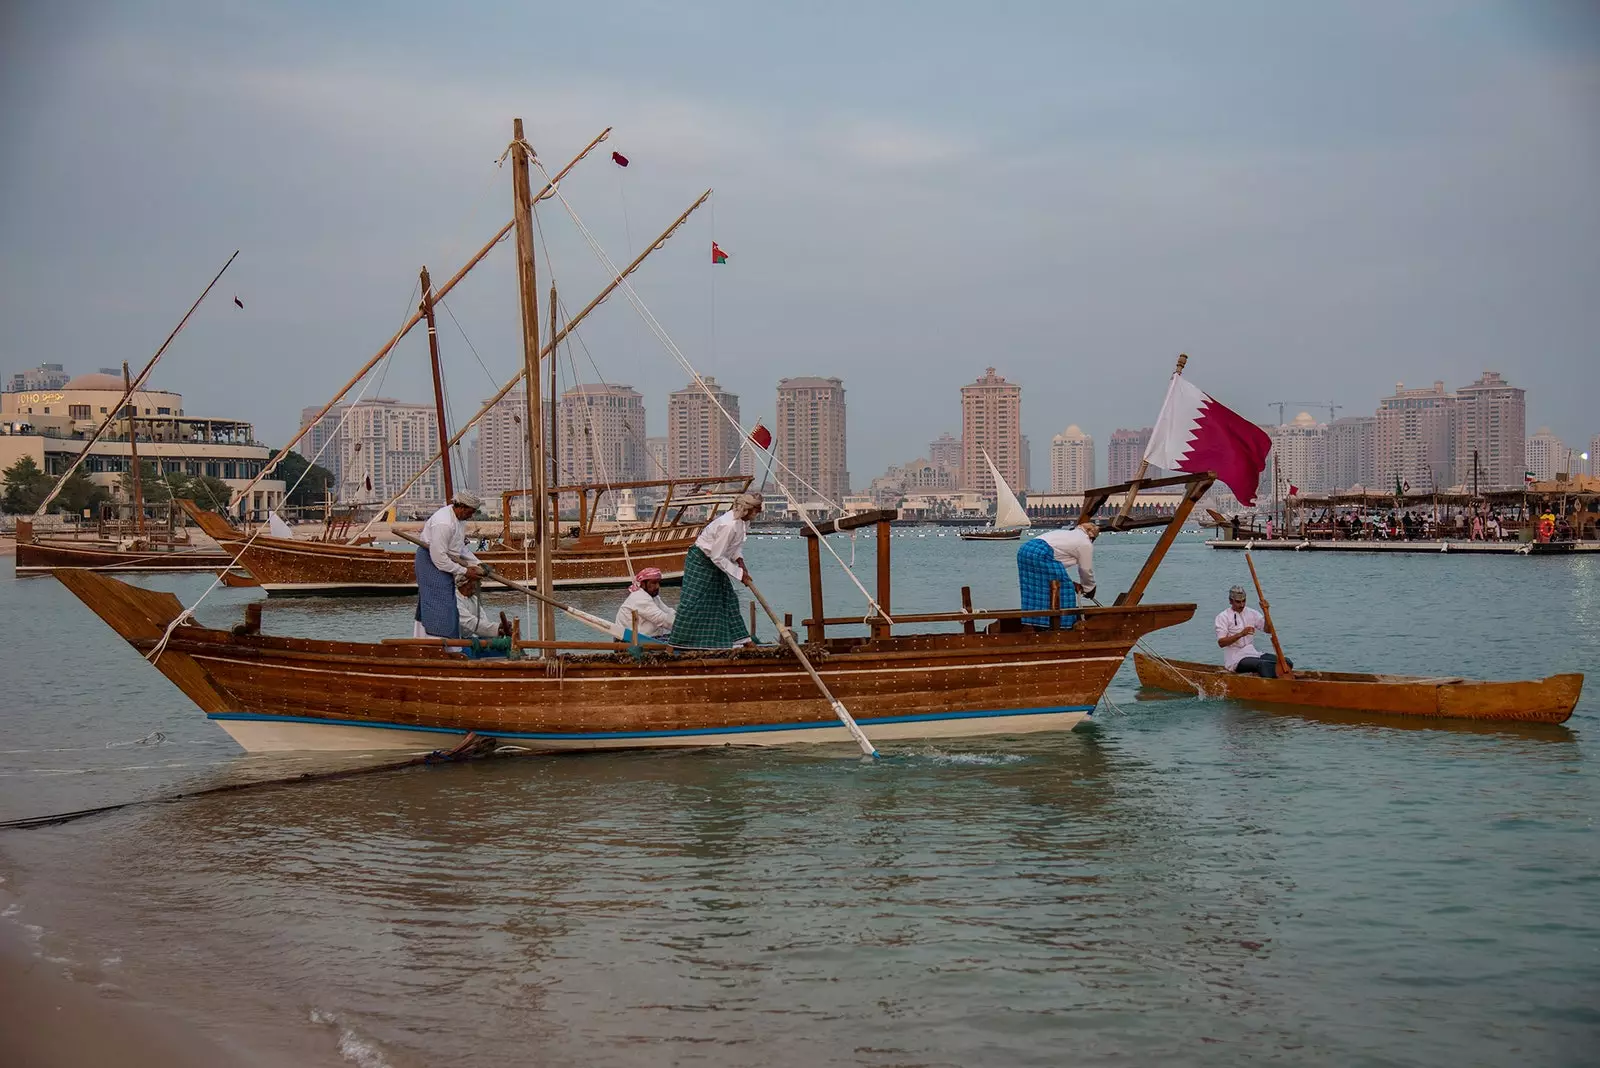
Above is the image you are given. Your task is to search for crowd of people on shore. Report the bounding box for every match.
[1235,503,1595,543]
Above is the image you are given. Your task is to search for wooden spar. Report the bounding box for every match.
[548,284,560,492]
[510,117,556,648]
[420,267,454,501]
[235,129,613,511]
[1244,545,1295,678]
[353,189,714,531]
[35,250,239,516]
[123,363,144,537]
[1117,473,1213,607]
[1113,353,1187,528]
[745,576,879,758]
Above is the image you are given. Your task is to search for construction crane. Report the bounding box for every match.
[1269,400,1344,425]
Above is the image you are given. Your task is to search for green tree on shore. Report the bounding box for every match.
[270,449,335,509]
[2,455,50,514]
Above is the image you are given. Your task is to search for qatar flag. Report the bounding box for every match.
[1143,374,1272,506]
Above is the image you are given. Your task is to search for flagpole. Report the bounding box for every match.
[1114,353,1187,528]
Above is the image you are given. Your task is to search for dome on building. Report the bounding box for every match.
[1054,424,1090,442]
[63,372,128,390]
[1291,411,1317,427]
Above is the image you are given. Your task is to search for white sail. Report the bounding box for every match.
[983,449,1031,529]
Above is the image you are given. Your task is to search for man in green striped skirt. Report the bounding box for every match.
[669,492,763,649]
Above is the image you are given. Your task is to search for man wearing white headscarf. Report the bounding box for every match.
[668,493,762,648]
[414,490,485,638]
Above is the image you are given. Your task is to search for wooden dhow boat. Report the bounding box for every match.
[14,518,234,575]
[1132,654,1582,724]
[54,118,1220,754]
[182,477,749,596]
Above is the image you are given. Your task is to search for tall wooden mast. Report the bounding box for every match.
[511,118,556,645]
[419,266,454,501]
[123,363,144,537]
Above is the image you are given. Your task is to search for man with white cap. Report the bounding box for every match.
[1215,584,1291,677]
[414,490,485,639]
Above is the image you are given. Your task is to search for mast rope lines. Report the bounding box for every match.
[229,129,616,515]
[351,188,716,539]
[143,279,421,665]
[532,159,894,630]
[34,251,239,517]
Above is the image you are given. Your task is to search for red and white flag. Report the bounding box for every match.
[747,421,772,451]
[1143,374,1272,506]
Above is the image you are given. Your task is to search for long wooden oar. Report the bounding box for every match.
[1243,545,1295,679]
[392,531,622,640]
[744,577,879,759]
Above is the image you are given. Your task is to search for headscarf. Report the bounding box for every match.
[629,566,663,592]
[1078,520,1100,538]
[734,492,764,516]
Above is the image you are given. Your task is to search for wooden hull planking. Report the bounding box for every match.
[1132,653,1580,724]
[54,569,1194,753]
[959,530,1024,541]
[15,538,235,575]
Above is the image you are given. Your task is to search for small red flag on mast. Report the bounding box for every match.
[712,242,729,264]
[611,151,629,167]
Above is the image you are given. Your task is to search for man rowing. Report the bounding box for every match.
[1215,584,1292,677]
[1017,520,1098,628]
[413,490,484,639]
[668,493,762,648]
[616,566,676,641]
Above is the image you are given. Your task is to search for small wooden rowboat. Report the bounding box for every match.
[1132,653,1581,724]
[958,528,1023,541]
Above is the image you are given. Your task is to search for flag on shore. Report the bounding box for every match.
[1142,373,1272,506]
[712,242,729,264]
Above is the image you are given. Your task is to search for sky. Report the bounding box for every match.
[2,0,1597,485]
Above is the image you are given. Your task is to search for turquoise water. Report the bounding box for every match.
[1,533,1596,1065]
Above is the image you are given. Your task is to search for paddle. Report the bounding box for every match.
[744,575,879,759]
[1243,545,1295,679]
[392,530,623,640]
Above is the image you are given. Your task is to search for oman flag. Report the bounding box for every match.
[1143,373,1272,506]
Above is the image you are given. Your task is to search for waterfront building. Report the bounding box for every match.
[959,368,1022,496]
[1591,434,1600,478]
[667,376,742,479]
[1375,381,1456,493]
[1525,427,1564,483]
[928,432,962,476]
[1108,427,1162,485]
[1265,413,1329,497]
[300,398,444,507]
[1050,425,1095,493]
[558,382,647,489]
[645,436,669,479]
[474,388,556,513]
[1327,415,1377,493]
[1,372,285,517]
[775,376,848,507]
[1020,435,1032,493]
[1453,371,1526,491]
[7,363,70,393]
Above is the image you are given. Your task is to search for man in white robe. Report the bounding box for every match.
[1215,585,1290,677]
[615,567,676,640]
[414,490,484,638]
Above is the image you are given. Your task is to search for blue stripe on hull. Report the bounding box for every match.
[206,704,1096,741]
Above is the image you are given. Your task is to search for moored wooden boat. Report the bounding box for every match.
[958,528,1023,541]
[1132,653,1581,724]
[961,447,1030,542]
[13,518,235,575]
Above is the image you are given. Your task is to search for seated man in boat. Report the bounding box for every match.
[1018,520,1098,629]
[456,572,511,640]
[615,566,676,642]
[668,493,763,649]
[414,490,484,639]
[1215,585,1291,677]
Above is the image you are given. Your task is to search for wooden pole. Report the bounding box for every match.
[123,363,144,537]
[353,189,714,535]
[873,516,892,639]
[419,266,454,501]
[548,284,560,494]
[745,577,879,758]
[749,600,758,643]
[1244,546,1294,679]
[806,534,825,643]
[960,586,976,635]
[36,250,238,516]
[511,118,557,650]
[1114,353,1187,527]
[235,130,613,510]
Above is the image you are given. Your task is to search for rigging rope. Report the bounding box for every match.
[531,161,892,626]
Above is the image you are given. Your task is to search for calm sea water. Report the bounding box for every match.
[1,532,1596,1066]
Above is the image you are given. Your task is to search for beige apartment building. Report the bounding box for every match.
[1453,371,1525,491]
[1049,425,1095,493]
[1374,381,1456,492]
[667,376,742,479]
[557,383,647,488]
[775,376,848,507]
[960,368,1022,496]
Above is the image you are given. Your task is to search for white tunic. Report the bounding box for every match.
[1214,606,1266,670]
[419,503,481,578]
[615,588,677,637]
[409,592,502,639]
[1037,527,1096,593]
[694,510,749,582]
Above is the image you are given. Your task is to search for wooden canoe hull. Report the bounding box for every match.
[960,529,1024,541]
[54,568,1197,753]
[15,537,234,575]
[1132,653,1581,724]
